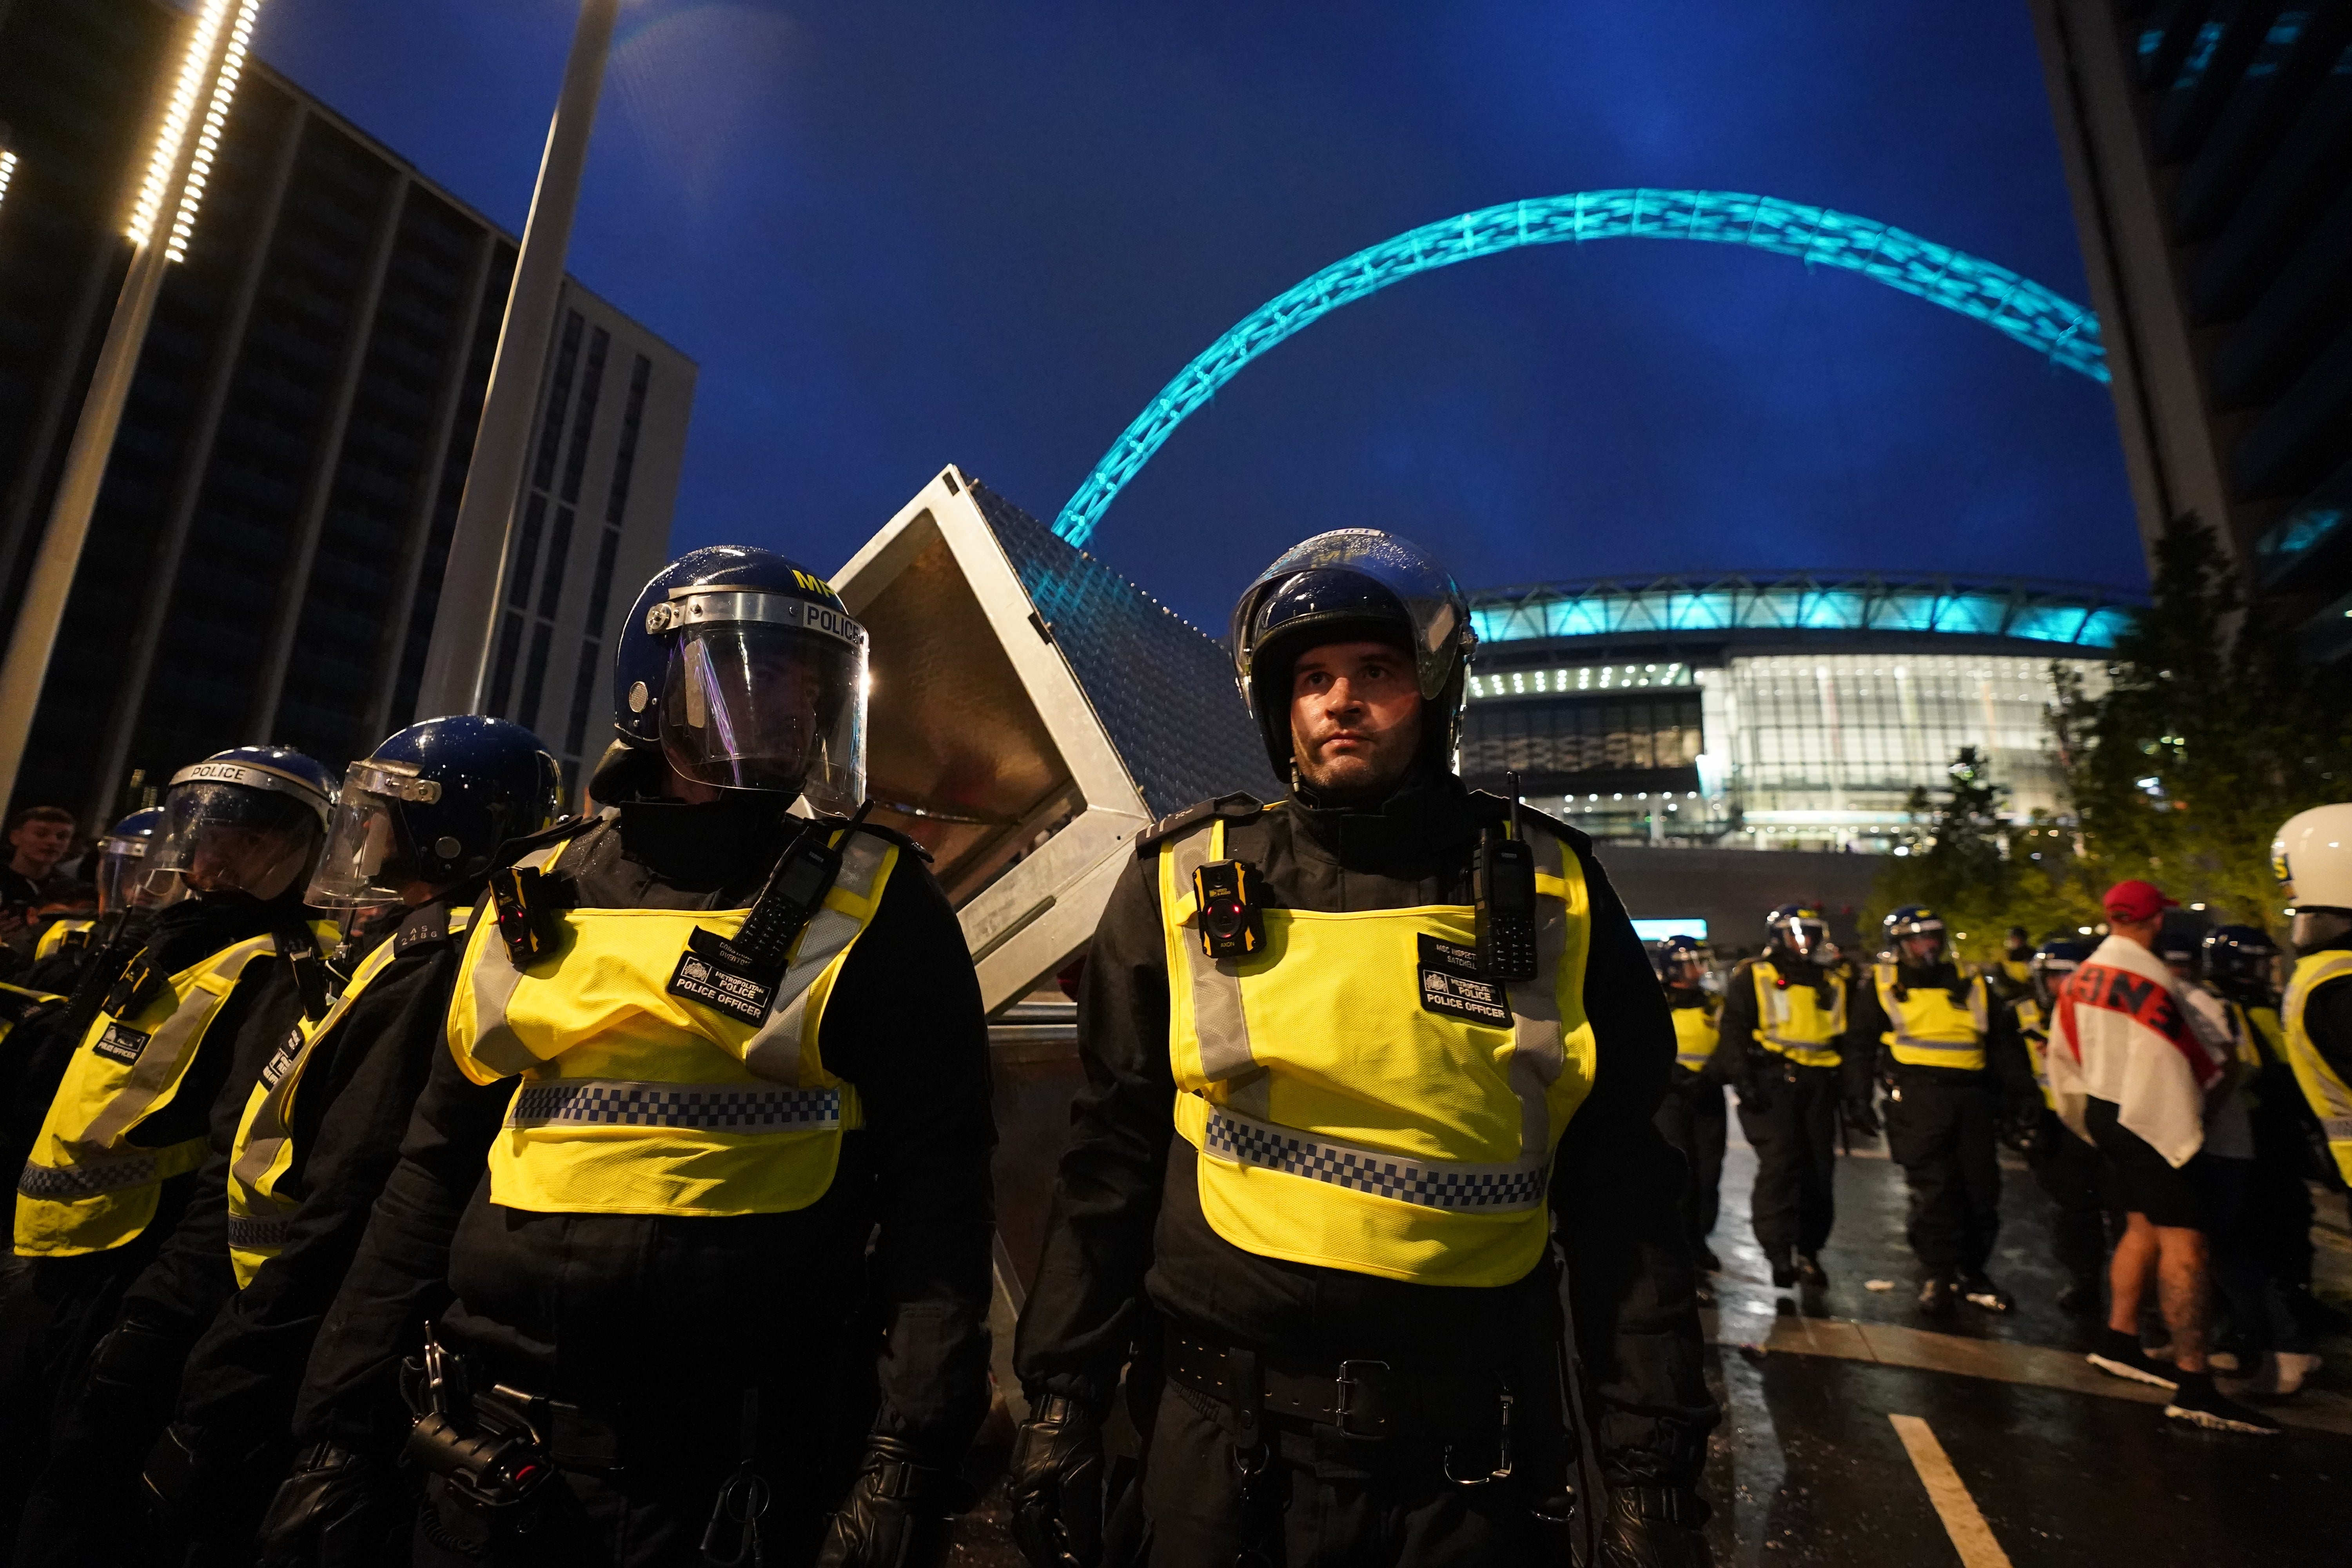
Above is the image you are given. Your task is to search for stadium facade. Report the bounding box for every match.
[1459,573,2137,851]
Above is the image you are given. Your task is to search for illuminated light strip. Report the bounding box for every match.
[127,0,237,249]
[1054,190,2107,546]
[0,149,17,210]
[164,0,262,263]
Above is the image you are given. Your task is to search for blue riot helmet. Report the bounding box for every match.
[1229,529,1475,777]
[148,747,336,901]
[94,807,180,913]
[1764,904,1831,962]
[307,717,564,908]
[613,545,869,811]
[2201,925,2279,1008]
[1884,904,1948,969]
[1653,933,1711,988]
[2030,938,2091,1011]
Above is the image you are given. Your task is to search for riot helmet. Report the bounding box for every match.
[149,748,335,902]
[93,807,179,914]
[613,546,868,811]
[2201,925,2279,1008]
[2030,938,2091,1010]
[1764,904,1832,963]
[1653,934,1711,989]
[1884,905,1948,969]
[308,717,564,908]
[2273,803,2352,951]
[2155,915,2202,983]
[1229,530,1474,779]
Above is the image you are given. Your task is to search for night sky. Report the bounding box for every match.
[256,0,2145,630]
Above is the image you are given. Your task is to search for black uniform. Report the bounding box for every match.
[1652,993,1726,1254]
[1846,964,2024,1279]
[3,893,314,1563]
[291,798,995,1566]
[1014,778,1715,1567]
[1718,958,1868,1267]
[1988,1001,2108,1302]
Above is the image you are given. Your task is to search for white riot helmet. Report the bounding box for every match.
[2273,802,2352,950]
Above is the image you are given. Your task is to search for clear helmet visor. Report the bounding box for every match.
[305,777,413,909]
[1777,919,1830,958]
[659,622,867,813]
[1896,932,1946,967]
[94,836,182,913]
[148,781,321,902]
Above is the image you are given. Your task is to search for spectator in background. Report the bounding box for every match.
[0,807,84,962]
[2049,879,2278,1433]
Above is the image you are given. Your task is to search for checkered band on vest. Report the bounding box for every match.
[1203,1109,1548,1211]
[16,1155,158,1200]
[508,1081,843,1132]
[226,1213,292,1252]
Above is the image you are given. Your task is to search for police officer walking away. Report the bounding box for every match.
[2272,806,2352,1206]
[266,548,995,1568]
[1652,935,1727,1287]
[1720,905,1873,1289]
[1008,530,1715,1568]
[1848,906,2017,1316]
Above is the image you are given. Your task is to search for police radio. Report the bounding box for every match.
[1476,773,1539,982]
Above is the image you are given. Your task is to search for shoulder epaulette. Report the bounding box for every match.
[392,899,465,956]
[842,819,932,863]
[1135,793,1267,856]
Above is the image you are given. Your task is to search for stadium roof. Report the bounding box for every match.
[1469,573,2142,652]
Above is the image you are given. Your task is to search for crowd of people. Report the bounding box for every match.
[1648,866,2352,1438]
[0,523,2343,1568]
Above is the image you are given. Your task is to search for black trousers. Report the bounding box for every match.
[1653,1071,1726,1248]
[1737,1062,1840,1260]
[2022,1110,2108,1287]
[1883,1074,2001,1274]
[1140,1383,1568,1568]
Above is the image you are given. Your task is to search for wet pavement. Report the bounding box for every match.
[961,1059,2352,1565]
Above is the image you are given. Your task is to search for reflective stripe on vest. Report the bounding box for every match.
[225,909,472,1288]
[2282,950,2352,1185]
[1671,1004,1720,1071]
[14,931,286,1258]
[1875,964,1988,1071]
[446,827,895,1217]
[34,919,94,965]
[2016,999,2055,1109]
[1751,962,1845,1067]
[1161,815,1595,1288]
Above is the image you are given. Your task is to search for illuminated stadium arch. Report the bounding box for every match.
[1053,189,2108,547]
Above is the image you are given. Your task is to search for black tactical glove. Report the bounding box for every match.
[1842,1093,1880,1139]
[1733,1053,1776,1118]
[814,1434,966,1568]
[258,1443,408,1568]
[1595,1486,1713,1568]
[1005,1393,1106,1568]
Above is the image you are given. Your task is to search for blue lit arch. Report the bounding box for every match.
[1054,189,2107,546]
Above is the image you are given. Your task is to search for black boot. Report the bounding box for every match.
[1918,1273,1958,1318]
[1794,1253,1829,1288]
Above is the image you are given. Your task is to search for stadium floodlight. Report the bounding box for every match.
[0,0,269,808]
[0,147,18,213]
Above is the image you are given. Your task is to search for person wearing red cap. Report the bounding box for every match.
[2045,879,2279,1433]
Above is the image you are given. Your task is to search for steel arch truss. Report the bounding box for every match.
[1054,189,2108,546]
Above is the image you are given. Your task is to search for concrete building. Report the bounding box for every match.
[2029,0,2352,662]
[0,0,692,820]
[1461,572,2133,853]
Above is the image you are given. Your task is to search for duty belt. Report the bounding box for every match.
[1164,1325,1515,1445]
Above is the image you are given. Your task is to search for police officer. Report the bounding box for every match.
[1992,939,2107,1314]
[1651,935,1726,1284]
[1848,905,2014,1316]
[88,716,561,1558]
[6,747,337,1558]
[2271,806,2352,1233]
[1007,530,1715,1568]
[21,807,176,996]
[1989,925,2033,1003]
[265,548,995,1568]
[1720,904,1871,1289]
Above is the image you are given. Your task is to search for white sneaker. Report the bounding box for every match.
[2262,1352,2324,1397]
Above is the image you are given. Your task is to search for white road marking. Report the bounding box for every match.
[1889,1413,2012,1568]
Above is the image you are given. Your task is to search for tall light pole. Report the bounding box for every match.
[412,0,620,719]
[0,0,264,809]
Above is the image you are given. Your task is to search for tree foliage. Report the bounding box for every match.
[1870,514,2352,952]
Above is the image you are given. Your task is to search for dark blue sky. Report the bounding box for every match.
[258,0,2146,629]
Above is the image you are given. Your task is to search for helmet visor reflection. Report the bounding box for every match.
[305,782,412,908]
[659,624,866,812]
[148,782,321,901]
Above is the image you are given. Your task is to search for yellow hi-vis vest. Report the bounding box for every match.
[2015,999,2055,1109]
[444,827,898,1217]
[0,981,64,1047]
[225,909,473,1288]
[1159,815,1596,1290]
[2281,950,2352,1185]
[14,927,314,1258]
[1670,1002,1720,1072]
[2224,1002,2285,1073]
[1749,962,1845,1068]
[34,918,95,965]
[1874,964,1989,1072]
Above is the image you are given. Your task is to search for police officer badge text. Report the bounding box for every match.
[1417,933,1510,1024]
[668,933,777,1027]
